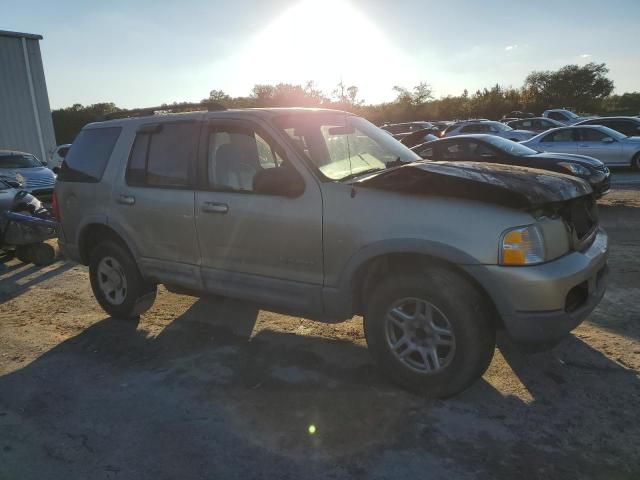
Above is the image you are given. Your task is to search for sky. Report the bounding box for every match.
[3,0,639,109]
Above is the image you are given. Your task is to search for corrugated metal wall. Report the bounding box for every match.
[0,34,56,161]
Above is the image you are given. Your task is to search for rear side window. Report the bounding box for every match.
[58,127,121,182]
[543,129,575,142]
[126,122,198,188]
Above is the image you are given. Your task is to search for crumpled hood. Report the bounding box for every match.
[355,161,592,209]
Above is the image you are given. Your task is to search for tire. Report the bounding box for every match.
[15,245,32,264]
[632,152,640,171]
[89,240,157,320]
[363,268,496,398]
[29,243,56,266]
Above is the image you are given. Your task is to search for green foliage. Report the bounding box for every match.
[52,103,121,144]
[523,63,614,113]
[52,63,638,143]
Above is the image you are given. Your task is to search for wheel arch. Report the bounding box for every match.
[339,241,503,328]
[78,222,140,266]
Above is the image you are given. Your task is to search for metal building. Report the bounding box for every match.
[0,29,56,162]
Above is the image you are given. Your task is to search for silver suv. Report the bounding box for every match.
[55,108,609,397]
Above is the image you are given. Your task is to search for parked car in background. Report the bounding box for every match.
[381,121,438,139]
[55,108,608,398]
[49,144,71,173]
[412,135,610,197]
[399,129,439,148]
[522,125,640,169]
[575,116,640,137]
[429,121,453,133]
[443,120,535,141]
[506,117,565,133]
[502,111,535,120]
[542,109,596,125]
[0,150,56,203]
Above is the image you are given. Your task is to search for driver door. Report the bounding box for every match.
[194,119,324,312]
[576,128,622,165]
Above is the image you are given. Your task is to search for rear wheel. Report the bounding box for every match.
[30,243,56,266]
[89,240,157,320]
[363,268,496,398]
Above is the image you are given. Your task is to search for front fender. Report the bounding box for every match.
[336,238,481,290]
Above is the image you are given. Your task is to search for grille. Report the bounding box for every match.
[558,195,598,249]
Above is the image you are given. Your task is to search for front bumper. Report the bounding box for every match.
[466,228,609,344]
[590,171,610,198]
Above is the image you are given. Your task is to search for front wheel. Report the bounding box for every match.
[364,268,496,398]
[89,240,157,320]
[632,152,640,171]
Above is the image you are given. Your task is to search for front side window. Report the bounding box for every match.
[126,122,197,188]
[579,128,608,142]
[207,125,284,192]
[276,114,420,181]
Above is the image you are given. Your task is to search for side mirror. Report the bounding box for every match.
[253,166,305,198]
[602,137,614,144]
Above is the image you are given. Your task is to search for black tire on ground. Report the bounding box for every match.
[15,245,32,264]
[29,243,56,266]
[89,240,157,320]
[363,267,496,398]
[632,152,640,171]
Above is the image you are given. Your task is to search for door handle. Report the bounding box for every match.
[201,202,229,214]
[117,194,135,206]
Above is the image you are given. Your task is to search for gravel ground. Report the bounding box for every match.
[0,188,639,480]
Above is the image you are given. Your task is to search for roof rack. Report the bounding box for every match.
[103,101,226,120]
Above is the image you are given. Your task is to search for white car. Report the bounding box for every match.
[521,125,640,169]
[443,120,535,142]
[49,144,71,173]
[542,109,597,125]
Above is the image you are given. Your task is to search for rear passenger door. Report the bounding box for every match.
[194,119,324,312]
[112,121,202,288]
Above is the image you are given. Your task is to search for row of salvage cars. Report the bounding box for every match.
[386,115,640,200]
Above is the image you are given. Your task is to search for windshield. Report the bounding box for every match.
[0,153,41,168]
[599,126,627,140]
[483,136,539,156]
[275,113,421,181]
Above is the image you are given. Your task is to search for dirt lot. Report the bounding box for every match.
[1,188,639,480]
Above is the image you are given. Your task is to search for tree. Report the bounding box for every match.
[208,89,230,103]
[51,103,122,144]
[523,62,614,113]
[393,82,433,107]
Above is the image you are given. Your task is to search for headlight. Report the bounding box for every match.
[558,162,590,176]
[500,225,546,265]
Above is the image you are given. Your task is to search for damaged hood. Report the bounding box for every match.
[355,161,592,208]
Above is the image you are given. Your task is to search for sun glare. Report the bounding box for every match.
[234,0,416,102]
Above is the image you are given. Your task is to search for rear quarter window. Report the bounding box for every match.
[58,127,122,182]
